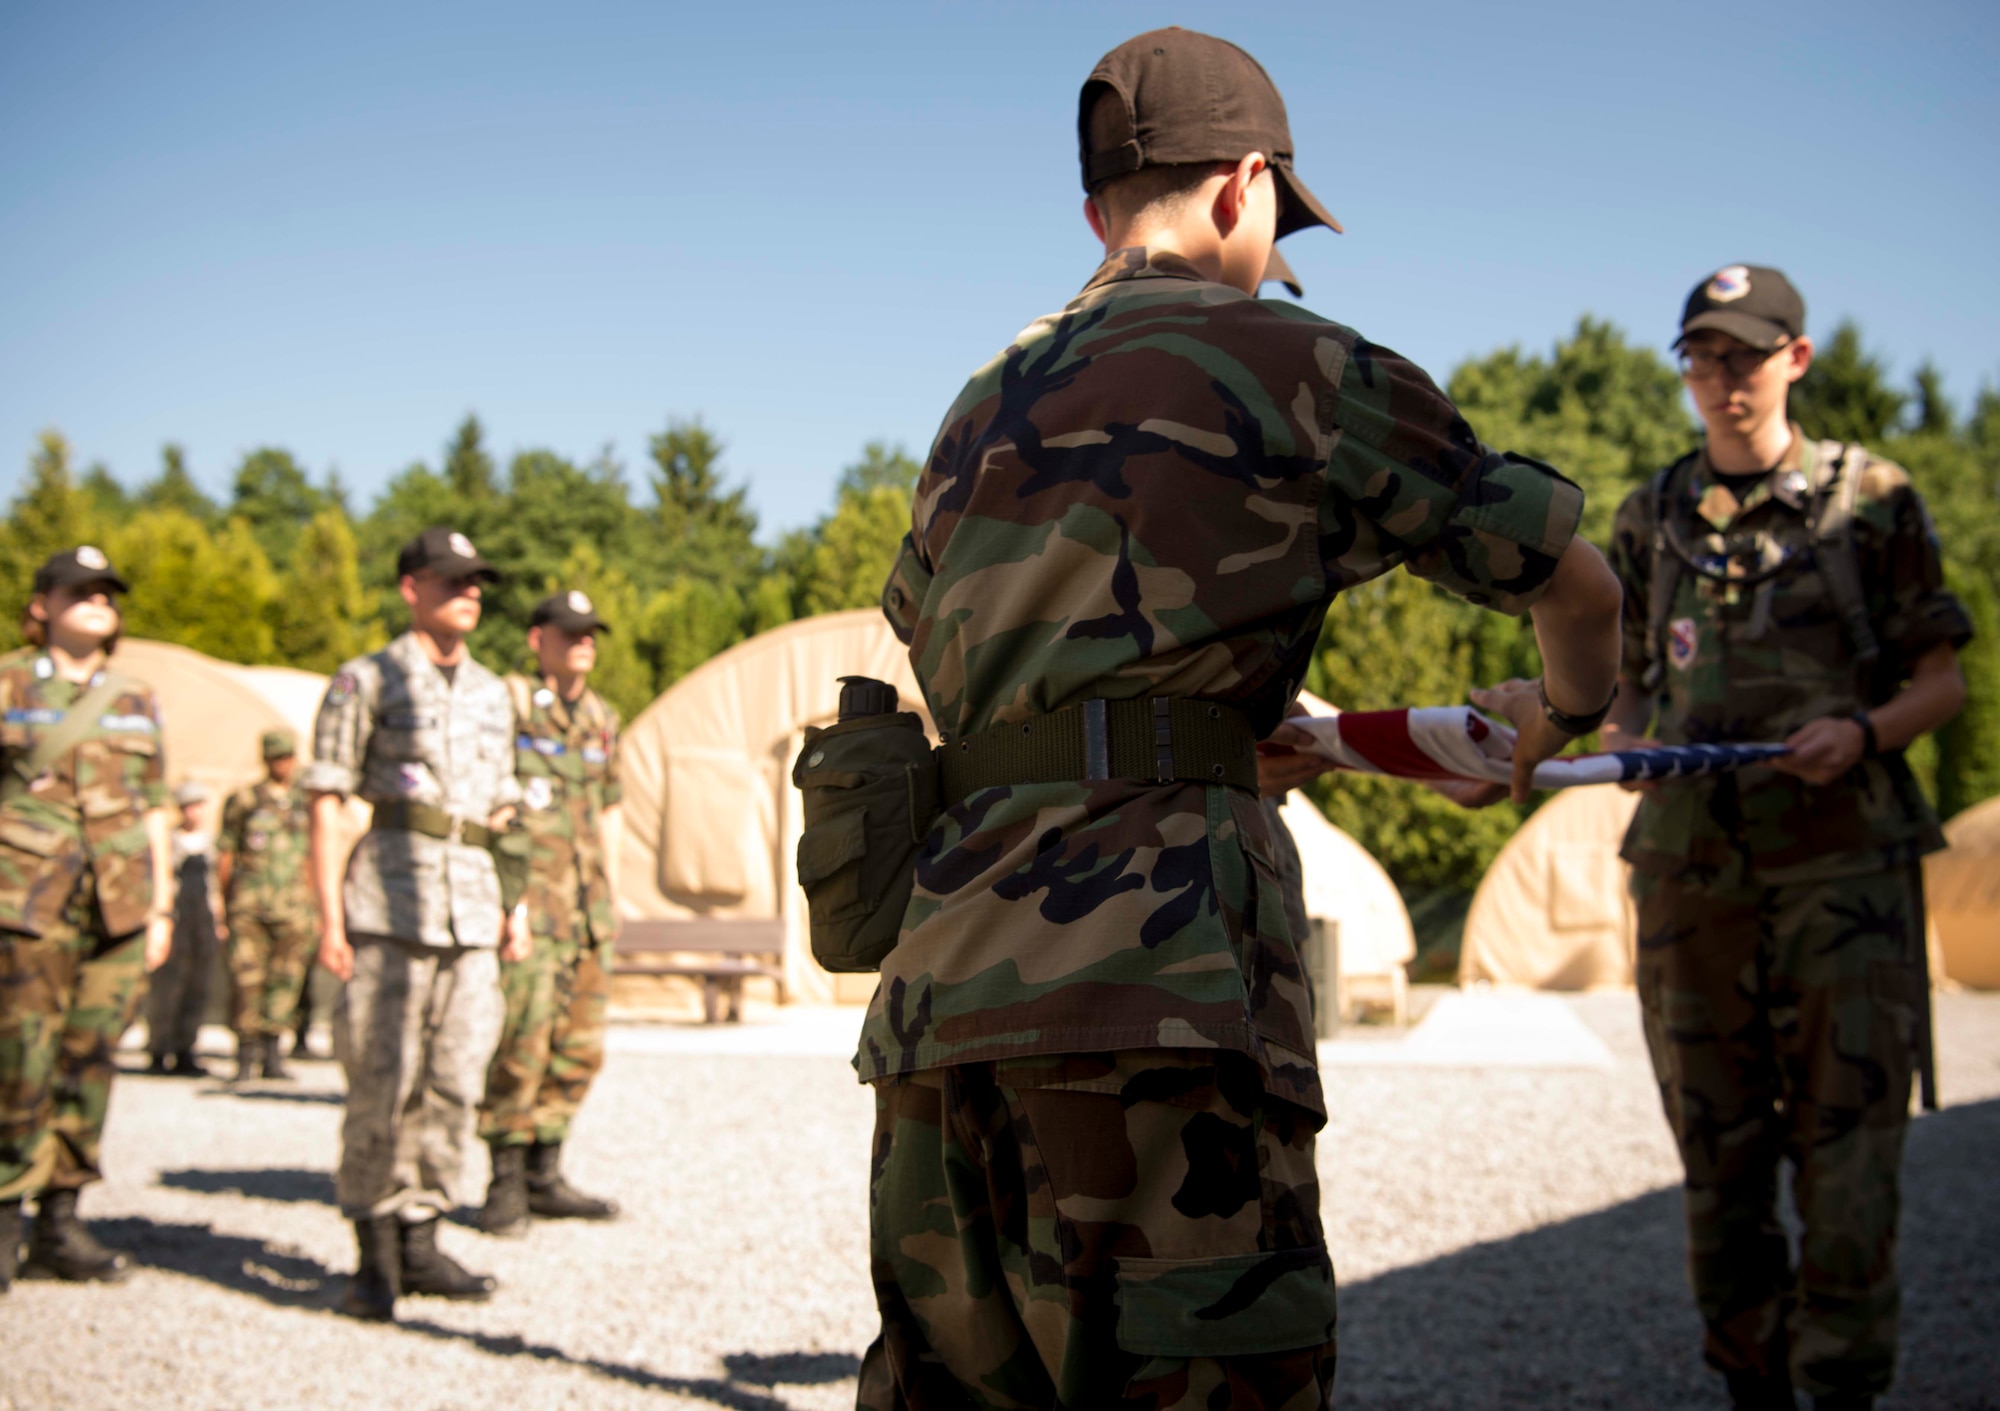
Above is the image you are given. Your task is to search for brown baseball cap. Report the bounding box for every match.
[1676,265,1805,352]
[1079,27,1342,242]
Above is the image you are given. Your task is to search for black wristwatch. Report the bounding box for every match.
[1852,710,1880,759]
[1539,678,1617,737]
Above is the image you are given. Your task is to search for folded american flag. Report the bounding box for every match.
[1290,706,1790,790]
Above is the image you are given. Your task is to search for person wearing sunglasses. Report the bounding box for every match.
[1600,266,1972,1411]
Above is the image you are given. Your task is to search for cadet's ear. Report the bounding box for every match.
[1781,335,1814,385]
[526,625,543,655]
[397,574,420,611]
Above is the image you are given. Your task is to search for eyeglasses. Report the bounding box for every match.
[1678,344,1783,381]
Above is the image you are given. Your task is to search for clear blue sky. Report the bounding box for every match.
[3,0,1994,536]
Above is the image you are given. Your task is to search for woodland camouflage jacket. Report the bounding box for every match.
[858,247,1585,1114]
[218,777,314,927]
[0,648,167,938]
[507,676,621,944]
[1612,429,1973,885]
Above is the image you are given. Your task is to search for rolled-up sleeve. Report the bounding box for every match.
[1861,465,1974,673]
[1321,337,1584,615]
[302,663,371,797]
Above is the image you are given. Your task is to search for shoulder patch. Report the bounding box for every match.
[327,672,358,703]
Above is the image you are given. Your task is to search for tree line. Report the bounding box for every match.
[4,318,1995,961]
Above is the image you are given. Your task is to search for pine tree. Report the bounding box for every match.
[271,508,378,671]
[139,444,218,523]
[1791,322,1907,445]
[648,418,761,597]
[110,510,280,662]
[0,431,93,649]
[231,447,325,570]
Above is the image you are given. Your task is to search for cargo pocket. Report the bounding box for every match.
[1114,1246,1337,1358]
[0,813,85,937]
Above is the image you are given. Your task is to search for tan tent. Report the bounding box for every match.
[617,610,926,1005]
[222,663,335,758]
[1278,791,1416,1023]
[113,639,299,799]
[1459,784,1641,990]
[1927,796,2000,989]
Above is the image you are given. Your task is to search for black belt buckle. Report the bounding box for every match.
[1152,697,1173,782]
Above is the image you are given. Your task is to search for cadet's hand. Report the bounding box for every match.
[488,805,517,833]
[1469,677,1579,806]
[318,919,354,982]
[144,913,174,972]
[1257,723,1331,797]
[500,905,531,962]
[1599,724,1665,794]
[1770,716,1866,787]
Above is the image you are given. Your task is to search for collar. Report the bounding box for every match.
[1078,246,1213,297]
[1690,422,1816,529]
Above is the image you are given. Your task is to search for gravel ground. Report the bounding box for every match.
[2,991,1995,1411]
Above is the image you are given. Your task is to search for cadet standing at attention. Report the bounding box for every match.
[219,728,317,1083]
[305,527,526,1322]
[477,590,623,1235]
[853,29,1622,1407]
[1602,267,1971,1411]
[0,547,175,1292]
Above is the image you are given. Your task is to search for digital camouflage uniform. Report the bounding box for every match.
[478,678,620,1148]
[1610,428,1973,1400]
[218,776,316,1040]
[858,246,1583,1408]
[0,650,166,1201]
[304,631,519,1222]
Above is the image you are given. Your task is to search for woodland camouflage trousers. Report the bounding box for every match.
[858,1049,1338,1411]
[1634,864,1924,1400]
[0,882,147,1201]
[477,932,608,1147]
[228,912,316,1039]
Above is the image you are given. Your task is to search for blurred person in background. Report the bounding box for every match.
[476,591,623,1236]
[144,780,221,1078]
[219,729,317,1082]
[305,527,525,1322]
[0,547,174,1291]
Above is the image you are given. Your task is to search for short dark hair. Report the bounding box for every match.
[1085,89,1229,228]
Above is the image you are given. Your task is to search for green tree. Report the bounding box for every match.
[231,447,325,569]
[635,577,747,693]
[791,442,921,616]
[110,511,280,662]
[78,463,131,526]
[443,414,499,503]
[271,507,378,671]
[648,418,761,596]
[139,444,218,524]
[0,431,95,648]
[1448,315,1694,547]
[1792,322,1907,445]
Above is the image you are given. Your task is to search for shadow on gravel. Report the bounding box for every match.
[158,1167,336,1205]
[723,1351,864,1384]
[194,1086,346,1104]
[90,1216,335,1308]
[1333,1097,2000,1411]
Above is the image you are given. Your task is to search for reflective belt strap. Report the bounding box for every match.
[939,697,1259,804]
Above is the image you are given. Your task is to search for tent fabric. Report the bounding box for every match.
[223,663,337,760]
[1459,784,1641,991]
[1276,792,1414,978]
[111,639,298,799]
[1927,796,2000,989]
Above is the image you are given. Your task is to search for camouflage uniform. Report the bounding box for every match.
[478,678,620,1148]
[1610,428,1973,1399]
[218,776,316,1041]
[0,649,166,1202]
[304,631,518,1222]
[860,246,1583,1405]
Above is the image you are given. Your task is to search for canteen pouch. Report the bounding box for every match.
[791,710,940,974]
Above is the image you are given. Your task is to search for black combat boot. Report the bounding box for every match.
[172,1049,211,1079]
[261,1035,292,1081]
[1,1199,21,1293]
[146,1052,175,1075]
[399,1218,496,1300]
[24,1188,129,1282]
[1725,1369,1796,1410]
[525,1140,619,1220]
[234,1036,263,1084]
[337,1215,400,1321]
[480,1143,531,1237]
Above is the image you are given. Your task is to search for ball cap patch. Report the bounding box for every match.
[1705,265,1752,303]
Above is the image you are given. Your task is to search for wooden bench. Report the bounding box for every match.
[614,918,786,1023]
